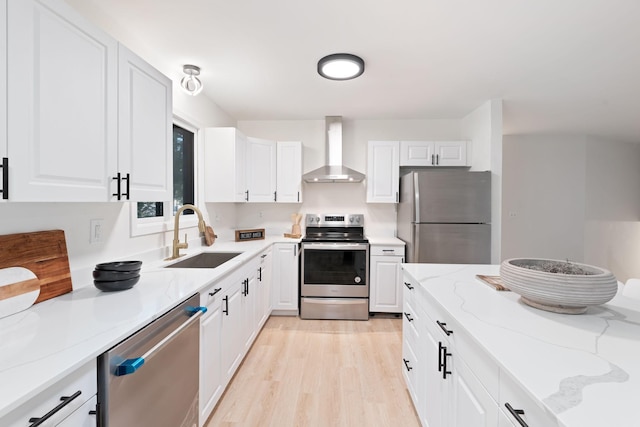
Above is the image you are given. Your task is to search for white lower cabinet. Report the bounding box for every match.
[2,360,97,427]
[403,271,555,427]
[403,273,500,427]
[271,242,299,315]
[256,248,272,328]
[199,250,274,425]
[369,244,404,313]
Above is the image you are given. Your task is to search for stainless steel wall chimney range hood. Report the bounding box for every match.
[302,116,365,183]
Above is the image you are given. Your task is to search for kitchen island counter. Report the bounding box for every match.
[403,263,640,427]
[0,236,299,419]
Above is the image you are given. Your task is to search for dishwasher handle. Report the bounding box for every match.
[115,306,206,376]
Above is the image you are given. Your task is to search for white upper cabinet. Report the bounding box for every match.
[400,140,469,167]
[204,129,303,204]
[204,127,248,202]
[246,137,276,203]
[366,141,400,203]
[7,0,118,201]
[117,45,172,202]
[0,0,7,201]
[276,141,302,203]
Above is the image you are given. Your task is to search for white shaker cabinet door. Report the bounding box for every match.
[276,141,302,203]
[7,0,118,201]
[366,141,399,203]
[246,137,276,202]
[117,45,172,202]
[271,243,299,313]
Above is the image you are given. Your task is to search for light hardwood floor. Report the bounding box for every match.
[205,316,421,427]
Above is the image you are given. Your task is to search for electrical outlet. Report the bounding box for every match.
[90,219,104,244]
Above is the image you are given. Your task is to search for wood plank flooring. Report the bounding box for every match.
[205,316,420,427]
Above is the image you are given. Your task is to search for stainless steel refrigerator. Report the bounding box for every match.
[397,170,491,264]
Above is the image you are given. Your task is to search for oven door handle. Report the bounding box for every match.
[302,243,369,250]
[114,306,206,376]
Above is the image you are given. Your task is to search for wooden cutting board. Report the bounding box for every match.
[0,230,73,303]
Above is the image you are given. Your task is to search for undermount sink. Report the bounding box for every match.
[164,252,243,269]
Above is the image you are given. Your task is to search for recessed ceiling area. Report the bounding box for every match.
[65,0,640,141]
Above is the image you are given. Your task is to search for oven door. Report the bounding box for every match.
[301,242,369,298]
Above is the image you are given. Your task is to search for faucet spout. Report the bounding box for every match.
[166,204,206,260]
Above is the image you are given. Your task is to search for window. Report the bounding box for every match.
[131,121,197,236]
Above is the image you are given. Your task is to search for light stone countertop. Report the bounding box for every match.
[402,263,640,427]
[366,236,406,246]
[0,236,300,419]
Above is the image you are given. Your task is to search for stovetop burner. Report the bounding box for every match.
[302,214,367,243]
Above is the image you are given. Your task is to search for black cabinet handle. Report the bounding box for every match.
[28,390,82,426]
[436,320,453,336]
[404,282,414,290]
[297,191,300,202]
[403,312,414,322]
[505,403,529,427]
[431,154,435,165]
[1,157,8,199]
[112,172,121,200]
[402,358,413,372]
[209,288,222,297]
[258,267,262,282]
[441,345,452,379]
[242,278,249,296]
[245,190,249,201]
[89,410,97,415]
[122,173,130,200]
[438,341,444,372]
[261,254,267,259]
[436,154,440,165]
[274,191,277,202]
[223,296,229,315]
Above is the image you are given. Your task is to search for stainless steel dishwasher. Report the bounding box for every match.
[97,293,205,427]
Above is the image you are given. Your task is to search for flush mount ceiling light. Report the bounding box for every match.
[180,64,203,96]
[317,53,365,80]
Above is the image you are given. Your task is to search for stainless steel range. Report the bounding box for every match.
[300,213,369,320]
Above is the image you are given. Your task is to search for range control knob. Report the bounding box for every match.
[349,217,354,223]
[315,216,320,223]
[355,216,361,223]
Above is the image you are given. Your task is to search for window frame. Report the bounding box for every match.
[130,116,199,237]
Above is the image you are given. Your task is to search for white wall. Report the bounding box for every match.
[502,134,640,282]
[502,135,587,262]
[583,137,640,281]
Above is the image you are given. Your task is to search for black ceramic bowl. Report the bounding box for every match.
[95,261,142,272]
[94,276,140,292]
[92,269,140,281]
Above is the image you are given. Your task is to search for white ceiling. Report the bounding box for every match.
[67,0,640,140]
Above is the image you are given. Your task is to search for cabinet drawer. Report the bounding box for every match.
[201,279,227,308]
[4,360,97,427]
[500,372,557,427]
[370,245,404,256]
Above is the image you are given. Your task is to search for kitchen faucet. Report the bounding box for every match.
[167,204,206,260]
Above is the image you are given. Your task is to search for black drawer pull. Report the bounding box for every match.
[438,341,444,372]
[404,282,414,290]
[403,312,414,322]
[436,320,453,336]
[28,390,82,426]
[258,267,262,281]
[505,403,529,427]
[402,358,413,372]
[209,288,222,297]
[223,296,229,315]
[1,157,8,199]
[442,346,452,379]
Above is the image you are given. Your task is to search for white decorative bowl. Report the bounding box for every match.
[500,258,618,314]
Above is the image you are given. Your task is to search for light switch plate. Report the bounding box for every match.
[90,219,104,244]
